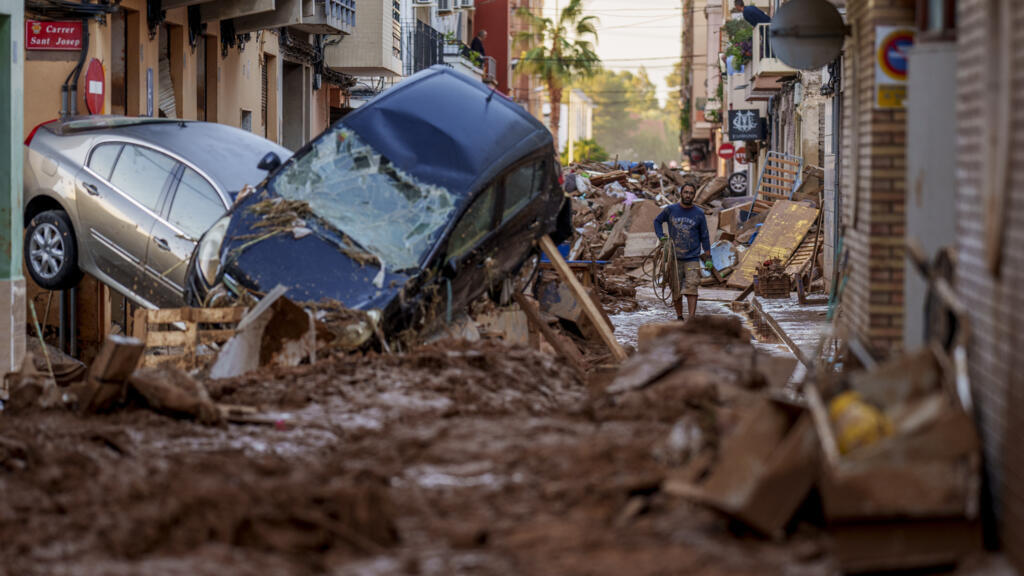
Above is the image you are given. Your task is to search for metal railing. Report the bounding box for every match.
[402,19,445,77]
[481,56,497,84]
[752,22,794,77]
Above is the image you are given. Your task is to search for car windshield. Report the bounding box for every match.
[266,126,457,271]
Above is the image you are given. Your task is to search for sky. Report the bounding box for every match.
[537,0,683,107]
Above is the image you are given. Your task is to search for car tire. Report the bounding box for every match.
[25,209,83,291]
[728,171,749,196]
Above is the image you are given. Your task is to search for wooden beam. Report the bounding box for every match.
[80,335,146,413]
[751,296,811,367]
[539,235,628,362]
[512,292,587,376]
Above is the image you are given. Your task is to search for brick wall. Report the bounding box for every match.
[956,0,1024,567]
[839,0,914,356]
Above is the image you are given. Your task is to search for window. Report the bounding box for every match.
[88,143,123,181]
[447,185,497,261]
[916,0,956,39]
[168,168,224,239]
[241,109,253,132]
[502,160,545,222]
[109,145,177,211]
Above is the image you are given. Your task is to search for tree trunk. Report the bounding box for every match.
[549,81,562,149]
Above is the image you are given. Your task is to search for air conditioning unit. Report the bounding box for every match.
[437,0,453,11]
[412,0,435,5]
[460,0,473,7]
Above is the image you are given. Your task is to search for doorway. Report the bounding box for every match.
[282,60,307,150]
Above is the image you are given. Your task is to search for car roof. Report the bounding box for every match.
[339,66,554,197]
[45,117,290,192]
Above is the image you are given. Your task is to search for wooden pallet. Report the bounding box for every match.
[755,151,803,207]
[132,307,247,369]
[785,227,819,275]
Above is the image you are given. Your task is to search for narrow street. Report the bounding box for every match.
[2,0,1023,574]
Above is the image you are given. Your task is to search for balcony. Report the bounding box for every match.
[751,23,796,79]
[291,0,355,34]
[233,0,354,35]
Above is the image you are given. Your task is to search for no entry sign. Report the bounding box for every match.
[718,142,735,160]
[26,20,82,51]
[85,59,105,114]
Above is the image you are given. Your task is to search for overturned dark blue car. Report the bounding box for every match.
[185,66,571,337]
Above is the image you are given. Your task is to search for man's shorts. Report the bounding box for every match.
[676,259,702,297]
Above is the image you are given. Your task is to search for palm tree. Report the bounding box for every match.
[514,0,600,141]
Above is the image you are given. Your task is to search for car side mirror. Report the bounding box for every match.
[258,152,282,172]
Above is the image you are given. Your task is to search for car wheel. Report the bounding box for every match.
[25,209,83,290]
[728,171,749,196]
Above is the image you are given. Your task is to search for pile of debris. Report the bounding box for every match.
[563,161,827,309]
[609,312,983,574]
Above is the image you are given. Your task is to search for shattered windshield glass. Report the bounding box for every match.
[266,127,457,271]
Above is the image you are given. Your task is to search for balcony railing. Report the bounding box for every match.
[481,56,497,85]
[403,19,445,76]
[751,23,795,78]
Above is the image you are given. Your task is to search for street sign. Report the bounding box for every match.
[718,142,735,160]
[85,58,104,115]
[875,26,914,109]
[735,146,748,165]
[25,20,82,51]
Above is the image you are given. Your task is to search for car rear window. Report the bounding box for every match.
[169,168,224,239]
[502,159,547,222]
[110,145,178,212]
[88,143,123,181]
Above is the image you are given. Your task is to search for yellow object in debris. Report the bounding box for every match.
[828,391,892,454]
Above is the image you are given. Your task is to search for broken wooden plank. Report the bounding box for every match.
[80,335,146,413]
[540,235,628,362]
[513,292,587,376]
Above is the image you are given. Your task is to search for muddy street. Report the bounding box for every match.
[1,318,840,576]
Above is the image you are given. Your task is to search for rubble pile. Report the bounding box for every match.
[563,162,826,311]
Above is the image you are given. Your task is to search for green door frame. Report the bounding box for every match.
[0,0,23,282]
[0,0,24,373]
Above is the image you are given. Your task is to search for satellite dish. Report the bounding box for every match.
[770,0,847,70]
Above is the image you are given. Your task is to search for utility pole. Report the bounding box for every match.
[680,0,693,160]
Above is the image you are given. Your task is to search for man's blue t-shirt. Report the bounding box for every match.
[653,204,710,262]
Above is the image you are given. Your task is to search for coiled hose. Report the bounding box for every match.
[642,236,680,307]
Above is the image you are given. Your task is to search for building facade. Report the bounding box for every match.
[954,0,1024,566]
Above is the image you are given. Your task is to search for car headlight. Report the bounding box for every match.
[197,216,230,286]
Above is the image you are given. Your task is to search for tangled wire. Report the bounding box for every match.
[642,238,680,307]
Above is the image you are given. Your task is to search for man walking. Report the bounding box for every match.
[733,0,770,27]
[654,183,711,321]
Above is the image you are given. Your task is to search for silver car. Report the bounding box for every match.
[23,116,289,309]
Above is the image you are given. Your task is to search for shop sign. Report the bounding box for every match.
[26,20,82,51]
[875,26,914,109]
[728,110,766,141]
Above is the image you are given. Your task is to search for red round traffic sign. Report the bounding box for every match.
[734,146,748,165]
[718,142,735,160]
[84,58,104,115]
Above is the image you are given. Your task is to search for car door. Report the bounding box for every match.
[493,156,551,278]
[143,166,228,308]
[75,142,176,302]
[442,184,501,311]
